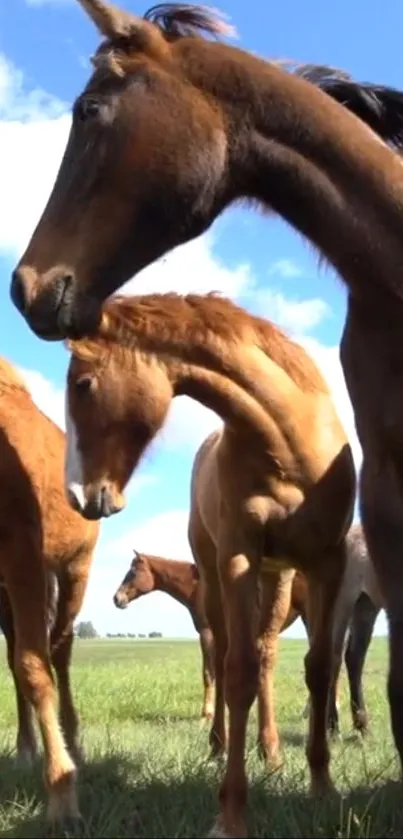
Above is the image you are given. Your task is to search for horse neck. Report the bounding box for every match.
[134,316,309,444]
[183,44,403,305]
[146,556,196,608]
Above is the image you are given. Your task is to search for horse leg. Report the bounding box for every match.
[204,571,227,759]
[7,554,78,824]
[360,457,403,775]
[326,591,355,739]
[256,569,294,765]
[344,593,379,734]
[0,586,37,762]
[50,565,89,764]
[189,516,227,759]
[209,533,260,839]
[199,626,215,720]
[304,543,346,797]
[300,610,341,737]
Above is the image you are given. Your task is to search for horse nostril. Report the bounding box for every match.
[10,268,28,315]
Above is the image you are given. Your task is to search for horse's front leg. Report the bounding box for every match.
[209,527,260,839]
[360,457,403,771]
[304,542,346,797]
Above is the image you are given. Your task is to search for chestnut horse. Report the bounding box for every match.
[0,357,100,823]
[11,3,403,785]
[113,549,314,727]
[113,549,216,719]
[64,292,355,837]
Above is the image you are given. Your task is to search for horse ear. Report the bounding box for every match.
[132,549,140,561]
[77,0,146,40]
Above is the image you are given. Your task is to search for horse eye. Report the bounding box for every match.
[75,375,93,394]
[76,98,100,121]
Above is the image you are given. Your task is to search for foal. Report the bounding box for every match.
[0,357,99,822]
[113,549,215,719]
[113,550,313,729]
[64,292,355,838]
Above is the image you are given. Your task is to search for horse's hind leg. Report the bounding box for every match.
[0,586,37,762]
[344,593,379,734]
[199,626,215,720]
[7,544,78,824]
[300,612,341,738]
[50,563,90,764]
[256,568,294,765]
[304,542,347,796]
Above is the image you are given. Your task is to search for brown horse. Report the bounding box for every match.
[11,1,403,343]
[113,549,216,719]
[113,549,313,727]
[64,291,355,837]
[0,357,100,824]
[11,4,403,782]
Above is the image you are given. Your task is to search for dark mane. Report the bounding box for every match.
[292,63,403,150]
[143,3,237,40]
[69,292,328,394]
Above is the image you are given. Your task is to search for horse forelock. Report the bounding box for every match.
[143,3,237,40]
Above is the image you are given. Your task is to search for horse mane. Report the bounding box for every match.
[292,63,403,150]
[143,3,237,40]
[0,357,30,395]
[68,292,328,394]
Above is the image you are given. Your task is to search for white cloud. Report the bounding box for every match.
[0,54,70,258]
[268,258,303,279]
[301,337,362,474]
[120,232,254,299]
[253,288,330,335]
[19,366,65,429]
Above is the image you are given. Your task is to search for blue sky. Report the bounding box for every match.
[0,0,394,637]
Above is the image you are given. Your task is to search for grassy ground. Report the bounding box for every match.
[0,636,402,838]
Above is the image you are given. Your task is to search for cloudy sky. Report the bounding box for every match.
[0,0,398,637]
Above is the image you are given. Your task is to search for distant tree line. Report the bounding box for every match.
[105,631,163,639]
[73,621,164,640]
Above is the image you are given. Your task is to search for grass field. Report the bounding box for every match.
[0,635,402,838]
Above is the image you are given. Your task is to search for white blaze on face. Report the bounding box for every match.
[65,390,86,512]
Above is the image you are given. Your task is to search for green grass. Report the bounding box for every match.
[0,636,402,837]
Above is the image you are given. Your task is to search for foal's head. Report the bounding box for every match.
[113,550,154,608]
[65,321,173,520]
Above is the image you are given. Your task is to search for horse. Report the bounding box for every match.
[11,4,403,781]
[0,574,58,762]
[112,549,317,731]
[114,535,380,745]
[339,525,384,735]
[63,291,355,837]
[11,0,403,343]
[0,357,100,824]
[303,522,384,736]
[113,549,216,720]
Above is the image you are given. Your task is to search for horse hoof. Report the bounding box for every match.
[208,818,246,838]
[310,779,337,799]
[16,746,37,766]
[44,813,83,838]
